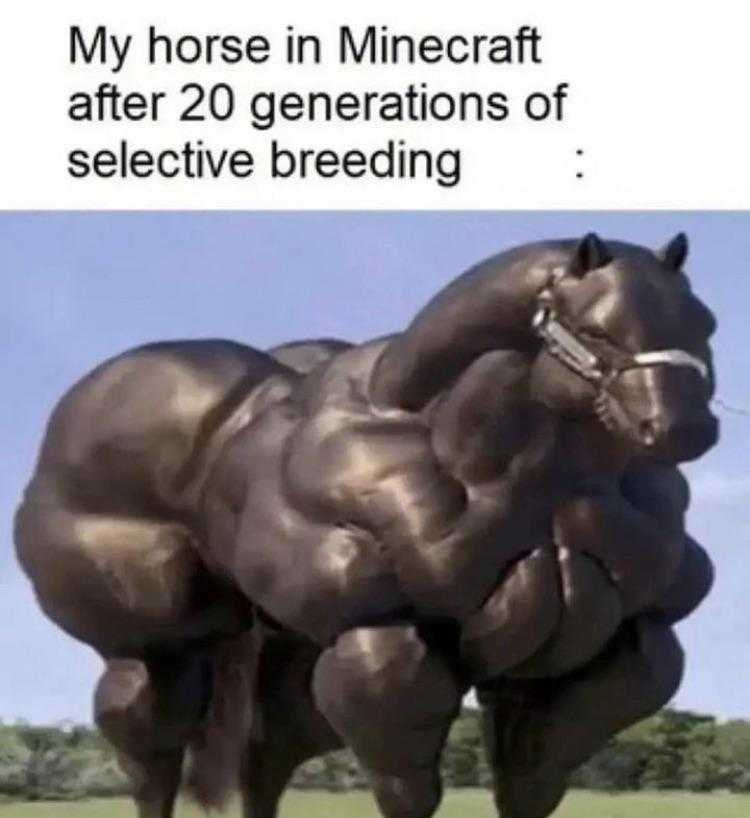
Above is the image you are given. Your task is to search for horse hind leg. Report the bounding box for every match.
[240,735,340,818]
[240,630,342,818]
[15,501,250,655]
[240,744,307,818]
[94,654,210,818]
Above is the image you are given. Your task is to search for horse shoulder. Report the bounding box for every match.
[431,349,555,486]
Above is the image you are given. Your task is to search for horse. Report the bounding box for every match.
[15,232,718,818]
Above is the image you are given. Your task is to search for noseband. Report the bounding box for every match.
[531,306,709,385]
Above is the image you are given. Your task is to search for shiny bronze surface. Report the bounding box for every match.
[16,234,717,818]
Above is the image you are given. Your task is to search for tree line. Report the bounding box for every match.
[1,708,749,801]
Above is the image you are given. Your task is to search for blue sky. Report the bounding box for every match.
[1,212,748,725]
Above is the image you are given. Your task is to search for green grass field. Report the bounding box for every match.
[1,789,749,818]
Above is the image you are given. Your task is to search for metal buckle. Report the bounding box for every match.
[532,307,602,381]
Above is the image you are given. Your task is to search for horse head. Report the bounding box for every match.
[529,233,718,463]
[371,232,718,465]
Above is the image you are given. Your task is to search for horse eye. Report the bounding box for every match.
[582,327,609,341]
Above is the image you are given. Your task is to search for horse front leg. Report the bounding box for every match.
[476,617,684,818]
[312,624,463,818]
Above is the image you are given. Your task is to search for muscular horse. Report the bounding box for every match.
[16,233,718,818]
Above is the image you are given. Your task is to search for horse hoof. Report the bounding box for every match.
[371,770,442,818]
[495,769,568,818]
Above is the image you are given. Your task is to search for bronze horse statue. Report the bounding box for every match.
[16,233,718,818]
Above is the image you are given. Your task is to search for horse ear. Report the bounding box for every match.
[658,232,689,271]
[569,232,612,278]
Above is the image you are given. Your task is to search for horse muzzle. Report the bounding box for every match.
[637,410,719,462]
[608,365,719,463]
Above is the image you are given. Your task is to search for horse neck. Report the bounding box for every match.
[369,247,561,410]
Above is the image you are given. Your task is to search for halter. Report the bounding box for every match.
[531,306,709,385]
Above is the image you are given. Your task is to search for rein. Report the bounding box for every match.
[531,305,709,386]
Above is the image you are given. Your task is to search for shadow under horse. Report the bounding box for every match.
[16,233,718,818]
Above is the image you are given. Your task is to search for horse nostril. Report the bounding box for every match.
[639,419,658,446]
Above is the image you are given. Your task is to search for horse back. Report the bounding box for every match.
[25,339,289,519]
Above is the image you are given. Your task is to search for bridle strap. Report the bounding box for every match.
[531,307,709,384]
[628,349,708,380]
